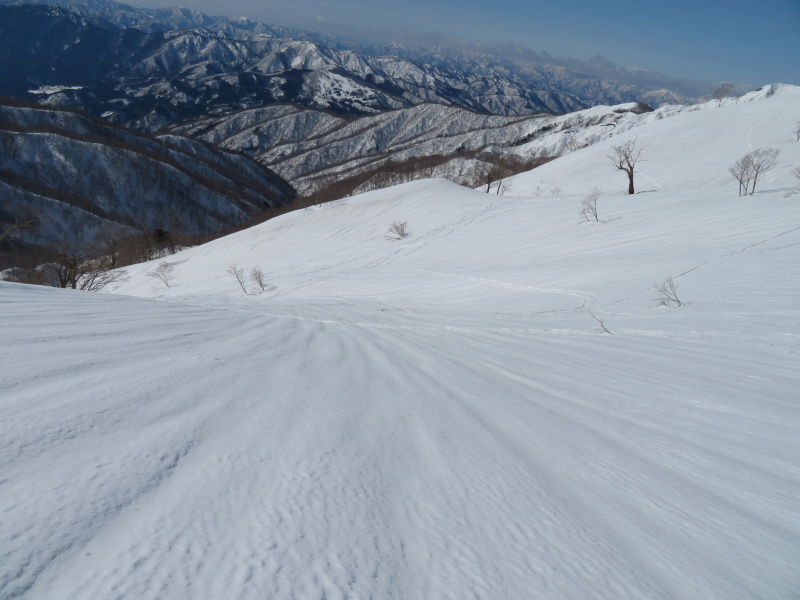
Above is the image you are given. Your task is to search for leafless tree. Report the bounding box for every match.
[792,165,800,181]
[40,242,88,289]
[95,223,127,269]
[748,148,780,195]
[227,263,249,294]
[729,153,754,197]
[713,82,733,106]
[0,212,38,244]
[550,186,562,196]
[147,261,175,288]
[481,165,512,194]
[77,257,129,291]
[654,276,682,307]
[588,310,612,334]
[608,138,645,195]
[794,121,800,142]
[386,221,409,241]
[580,188,601,222]
[250,266,268,292]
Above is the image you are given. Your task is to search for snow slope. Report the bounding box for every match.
[3,89,800,600]
[508,84,800,196]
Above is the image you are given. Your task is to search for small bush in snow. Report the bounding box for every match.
[147,261,175,288]
[654,276,682,308]
[580,188,601,223]
[227,263,249,295]
[250,266,268,292]
[588,310,612,334]
[386,221,409,241]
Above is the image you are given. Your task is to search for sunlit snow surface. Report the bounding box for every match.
[2,86,800,599]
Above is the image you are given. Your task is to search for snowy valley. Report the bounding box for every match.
[1,83,800,599]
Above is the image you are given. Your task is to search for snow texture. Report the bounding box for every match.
[2,85,800,600]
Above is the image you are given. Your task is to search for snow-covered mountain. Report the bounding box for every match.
[171,85,792,198]
[2,82,799,599]
[0,96,295,249]
[0,0,707,132]
[170,100,656,195]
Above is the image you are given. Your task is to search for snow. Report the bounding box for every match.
[508,83,800,196]
[3,86,800,600]
[27,85,84,95]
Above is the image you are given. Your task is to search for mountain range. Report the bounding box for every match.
[0,0,712,132]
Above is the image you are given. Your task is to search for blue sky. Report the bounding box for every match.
[136,0,799,85]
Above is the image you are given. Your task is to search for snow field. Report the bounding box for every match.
[2,85,800,599]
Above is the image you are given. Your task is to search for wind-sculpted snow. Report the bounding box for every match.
[3,168,800,598]
[3,89,800,598]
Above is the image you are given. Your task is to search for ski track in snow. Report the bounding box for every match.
[3,86,800,600]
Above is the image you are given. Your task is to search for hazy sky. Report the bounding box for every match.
[133,0,799,85]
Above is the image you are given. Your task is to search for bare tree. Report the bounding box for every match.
[249,266,268,292]
[794,121,800,142]
[227,263,249,294]
[580,188,601,223]
[77,257,129,291]
[0,212,38,244]
[748,148,780,195]
[95,223,127,269]
[729,153,754,197]
[550,186,562,196]
[654,276,682,307]
[147,261,175,288]
[386,221,409,241]
[713,82,733,106]
[608,138,645,195]
[481,165,512,194]
[40,242,88,289]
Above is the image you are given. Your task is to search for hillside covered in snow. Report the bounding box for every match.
[1,84,799,599]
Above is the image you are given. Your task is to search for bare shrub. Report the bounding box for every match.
[250,266,268,292]
[227,263,249,294]
[386,221,409,241]
[580,188,601,222]
[794,121,800,142]
[588,310,612,334]
[550,186,562,196]
[147,261,175,288]
[78,257,129,291]
[654,276,682,307]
